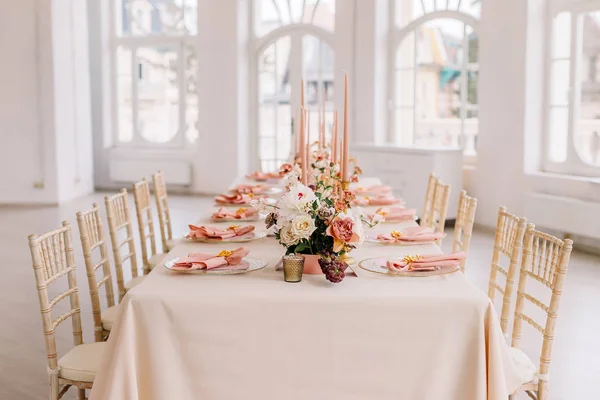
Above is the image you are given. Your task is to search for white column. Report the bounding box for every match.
[53,0,95,202]
[353,0,389,145]
[470,0,531,226]
[0,0,93,204]
[194,0,249,193]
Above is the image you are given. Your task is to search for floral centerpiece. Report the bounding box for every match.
[257,164,365,283]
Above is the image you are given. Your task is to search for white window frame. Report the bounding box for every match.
[388,4,480,164]
[543,1,600,177]
[109,0,198,149]
[249,1,337,171]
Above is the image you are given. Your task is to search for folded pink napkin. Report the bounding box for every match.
[353,196,402,206]
[231,184,269,195]
[215,193,252,205]
[246,171,281,182]
[354,185,392,196]
[186,225,255,240]
[373,207,416,222]
[386,252,466,272]
[376,226,446,244]
[211,207,258,221]
[171,247,251,271]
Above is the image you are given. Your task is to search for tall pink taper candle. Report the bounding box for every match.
[331,110,338,164]
[301,79,305,108]
[342,74,350,182]
[300,107,306,183]
[320,87,326,149]
[317,107,322,150]
[294,109,299,158]
[303,110,309,185]
[307,111,311,153]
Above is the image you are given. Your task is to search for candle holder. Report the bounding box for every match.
[283,254,305,283]
[341,181,350,191]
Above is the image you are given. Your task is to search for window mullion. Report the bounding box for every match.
[177,41,186,148]
[131,45,141,146]
[567,12,582,170]
[459,23,468,150]
[412,30,418,147]
[387,0,396,144]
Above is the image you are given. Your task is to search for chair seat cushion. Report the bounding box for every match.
[101,305,119,331]
[508,346,538,385]
[124,275,146,292]
[148,253,167,271]
[58,342,106,383]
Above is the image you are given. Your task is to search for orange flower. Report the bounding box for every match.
[279,163,293,177]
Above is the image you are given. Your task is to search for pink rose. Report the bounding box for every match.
[326,217,359,252]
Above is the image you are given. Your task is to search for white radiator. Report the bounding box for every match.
[524,192,600,239]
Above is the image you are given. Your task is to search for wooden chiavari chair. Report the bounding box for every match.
[451,190,478,272]
[421,177,451,244]
[152,170,180,253]
[105,189,145,300]
[509,225,573,400]
[487,207,527,335]
[28,221,106,400]
[133,178,166,274]
[77,204,118,342]
[420,173,438,227]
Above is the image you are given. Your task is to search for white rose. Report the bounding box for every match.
[289,215,316,241]
[279,183,317,215]
[314,159,328,169]
[279,224,299,246]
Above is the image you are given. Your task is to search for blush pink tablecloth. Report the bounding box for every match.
[90,179,521,400]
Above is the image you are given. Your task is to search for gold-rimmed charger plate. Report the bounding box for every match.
[185,231,267,243]
[214,198,276,208]
[366,214,418,224]
[358,256,459,277]
[210,215,263,223]
[365,236,436,246]
[164,256,267,275]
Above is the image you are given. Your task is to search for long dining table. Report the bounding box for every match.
[89,177,521,400]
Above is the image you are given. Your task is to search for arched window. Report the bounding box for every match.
[391,0,480,157]
[544,4,600,176]
[252,0,336,172]
[112,0,199,147]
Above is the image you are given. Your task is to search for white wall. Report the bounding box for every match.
[0,0,93,205]
[470,0,600,237]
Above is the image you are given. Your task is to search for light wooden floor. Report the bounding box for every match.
[0,191,597,399]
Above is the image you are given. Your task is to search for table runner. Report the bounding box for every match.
[90,179,521,400]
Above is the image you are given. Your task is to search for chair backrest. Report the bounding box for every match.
[77,204,116,342]
[133,178,159,274]
[420,173,438,227]
[487,206,527,334]
[105,189,139,300]
[421,177,451,244]
[511,225,573,397]
[452,190,478,271]
[152,171,172,253]
[28,221,83,372]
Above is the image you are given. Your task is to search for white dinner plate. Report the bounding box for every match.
[164,256,268,275]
